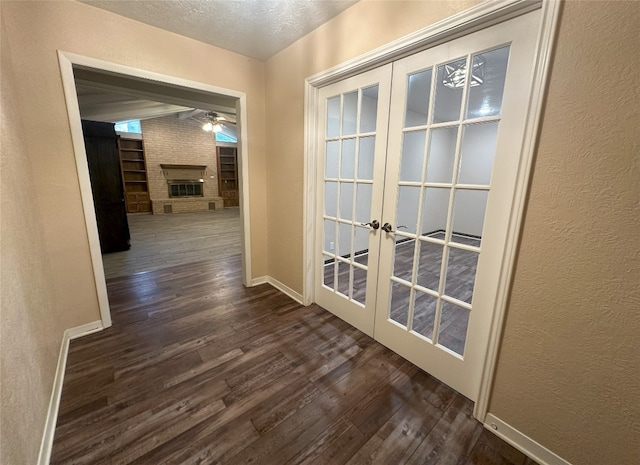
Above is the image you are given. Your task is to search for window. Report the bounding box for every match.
[215,132,237,143]
[114,119,142,134]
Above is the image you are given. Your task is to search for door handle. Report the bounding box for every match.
[381,223,407,233]
[361,220,380,230]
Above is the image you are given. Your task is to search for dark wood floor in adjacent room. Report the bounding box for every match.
[51,254,536,465]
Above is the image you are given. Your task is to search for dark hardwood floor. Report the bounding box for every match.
[51,255,535,465]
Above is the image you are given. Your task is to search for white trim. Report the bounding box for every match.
[67,320,104,340]
[484,414,573,465]
[306,0,541,87]
[58,52,112,328]
[251,276,269,286]
[474,0,562,420]
[236,95,252,287]
[57,52,253,317]
[302,82,318,306]
[252,276,305,305]
[37,321,104,465]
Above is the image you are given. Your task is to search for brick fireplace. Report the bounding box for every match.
[152,164,223,214]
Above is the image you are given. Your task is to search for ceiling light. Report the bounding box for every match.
[442,55,486,89]
[202,122,214,132]
[212,123,223,133]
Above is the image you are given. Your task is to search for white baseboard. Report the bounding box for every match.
[484,413,572,465]
[37,320,104,465]
[67,320,104,340]
[251,276,304,305]
[250,276,269,286]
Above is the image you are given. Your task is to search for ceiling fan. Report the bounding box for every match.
[200,111,235,133]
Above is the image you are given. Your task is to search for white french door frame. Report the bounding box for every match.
[303,0,561,420]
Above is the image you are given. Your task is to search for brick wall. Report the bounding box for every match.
[141,115,223,213]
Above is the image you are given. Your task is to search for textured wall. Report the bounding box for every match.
[488,2,640,464]
[0,1,267,461]
[0,16,62,464]
[141,115,220,205]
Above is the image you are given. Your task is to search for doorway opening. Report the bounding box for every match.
[58,52,252,327]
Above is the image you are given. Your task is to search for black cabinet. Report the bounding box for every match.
[82,120,131,253]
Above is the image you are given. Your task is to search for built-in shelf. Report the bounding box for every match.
[217,146,239,208]
[118,138,151,213]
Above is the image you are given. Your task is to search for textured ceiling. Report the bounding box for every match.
[80,0,359,60]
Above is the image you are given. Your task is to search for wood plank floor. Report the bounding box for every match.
[51,255,536,465]
[101,209,241,279]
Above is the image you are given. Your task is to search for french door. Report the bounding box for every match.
[315,10,540,400]
[315,65,392,336]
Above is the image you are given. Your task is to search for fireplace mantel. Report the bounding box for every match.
[160,164,207,170]
[160,164,207,181]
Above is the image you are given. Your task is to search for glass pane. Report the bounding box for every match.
[421,187,449,236]
[405,69,433,127]
[393,239,414,282]
[438,301,470,356]
[360,85,379,133]
[341,138,356,179]
[412,291,437,339]
[390,281,411,327]
[458,122,499,186]
[337,261,350,297]
[444,247,478,304]
[451,189,488,244]
[433,57,466,123]
[325,141,339,178]
[342,91,358,136]
[326,96,340,138]
[400,130,426,182]
[358,137,375,180]
[426,127,458,183]
[416,240,443,292]
[354,226,369,267]
[354,183,372,224]
[451,233,480,247]
[323,255,335,289]
[323,219,336,253]
[338,222,352,259]
[396,186,421,235]
[339,183,354,220]
[324,182,337,217]
[352,266,367,305]
[466,46,510,119]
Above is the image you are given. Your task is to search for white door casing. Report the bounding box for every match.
[309,1,560,409]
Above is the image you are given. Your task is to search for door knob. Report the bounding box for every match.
[361,220,380,230]
[381,223,406,233]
